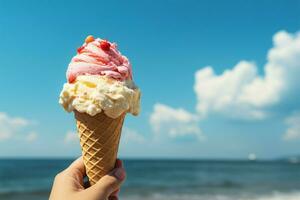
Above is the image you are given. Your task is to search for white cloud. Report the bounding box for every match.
[149,103,204,140]
[64,131,79,144]
[26,132,38,142]
[194,30,300,120]
[122,127,145,144]
[0,112,31,141]
[283,113,300,141]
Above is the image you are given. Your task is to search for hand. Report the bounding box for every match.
[49,157,126,200]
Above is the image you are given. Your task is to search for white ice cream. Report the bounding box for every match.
[59,75,140,118]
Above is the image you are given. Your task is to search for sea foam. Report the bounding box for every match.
[122,191,300,200]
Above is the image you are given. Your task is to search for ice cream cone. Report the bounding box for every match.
[59,36,140,184]
[74,111,126,185]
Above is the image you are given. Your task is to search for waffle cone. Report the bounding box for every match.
[74,111,125,185]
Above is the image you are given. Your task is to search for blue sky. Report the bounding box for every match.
[0,0,299,159]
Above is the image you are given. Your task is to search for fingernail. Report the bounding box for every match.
[114,168,126,180]
[119,160,123,168]
[115,159,122,168]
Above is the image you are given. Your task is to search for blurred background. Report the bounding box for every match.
[0,0,300,199]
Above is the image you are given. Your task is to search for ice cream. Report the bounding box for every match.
[66,36,132,82]
[60,75,140,118]
[59,35,140,118]
[58,35,141,185]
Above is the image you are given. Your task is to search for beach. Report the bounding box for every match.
[1,159,300,200]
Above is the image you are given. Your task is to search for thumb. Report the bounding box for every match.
[84,162,126,199]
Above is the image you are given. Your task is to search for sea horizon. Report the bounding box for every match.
[1,159,300,200]
[0,156,298,162]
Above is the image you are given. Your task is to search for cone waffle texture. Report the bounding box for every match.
[74,111,125,185]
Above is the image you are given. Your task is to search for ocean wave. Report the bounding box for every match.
[1,189,300,200]
[202,180,243,188]
[255,191,300,200]
[122,191,300,200]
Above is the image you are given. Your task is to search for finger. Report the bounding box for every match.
[64,157,86,182]
[84,167,126,199]
[109,188,120,198]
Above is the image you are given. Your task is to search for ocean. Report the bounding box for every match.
[0,159,300,200]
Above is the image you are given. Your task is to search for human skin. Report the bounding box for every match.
[49,157,126,200]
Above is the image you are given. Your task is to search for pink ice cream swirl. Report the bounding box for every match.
[66,36,133,83]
